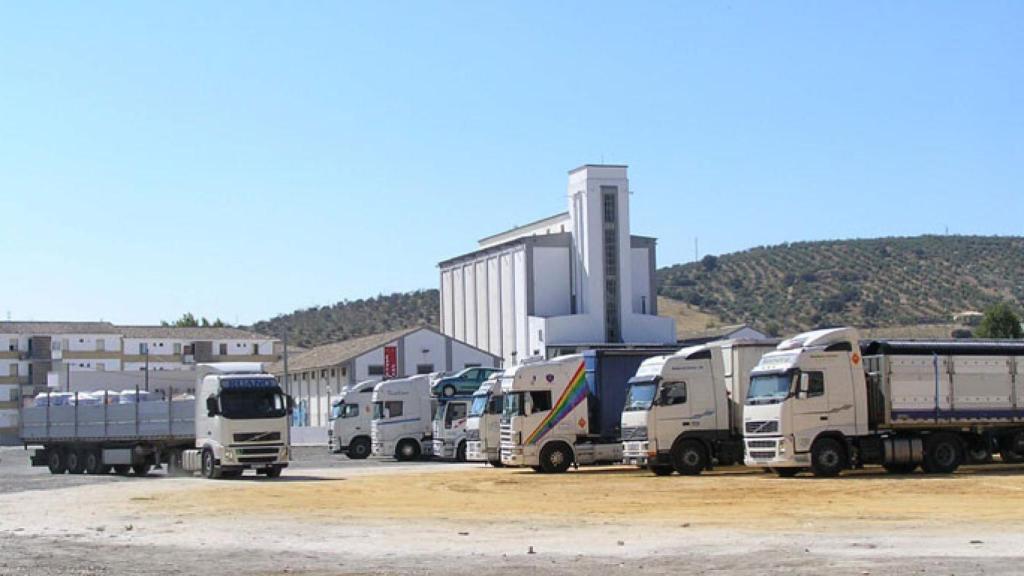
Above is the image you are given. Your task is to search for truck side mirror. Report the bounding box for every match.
[286,395,295,415]
[796,374,809,399]
[206,395,219,417]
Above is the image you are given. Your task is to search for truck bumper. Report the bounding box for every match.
[500,444,536,467]
[220,445,290,469]
[432,440,456,459]
[466,441,489,462]
[622,441,651,466]
[744,436,807,467]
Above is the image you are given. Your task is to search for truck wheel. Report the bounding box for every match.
[998,432,1024,463]
[46,450,66,474]
[263,466,283,478]
[347,437,371,460]
[773,467,801,478]
[202,449,222,479]
[671,441,707,476]
[83,450,104,475]
[442,384,457,398]
[132,464,152,476]
[967,444,992,465]
[923,433,962,474]
[810,438,845,478]
[650,465,674,476]
[882,462,917,474]
[66,450,86,475]
[539,443,573,474]
[489,459,504,468]
[456,441,467,462]
[395,440,421,461]
[220,469,243,478]
[113,465,132,476]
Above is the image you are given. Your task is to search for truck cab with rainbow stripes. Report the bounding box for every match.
[499,348,676,473]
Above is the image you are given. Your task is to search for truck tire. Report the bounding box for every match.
[83,450,104,475]
[810,437,845,478]
[488,459,504,468]
[347,437,371,460]
[113,465,132,476]
[923,433,962,474]
[66,450,86,475]
[442,384,457,398]
[773,467,801,478]
[671,440,707,476]
[132,464,152,476]
[202,449,222,479]
[967,444,993,465]
[649,465,674,476]
[456,441,467,463]
[882,462,917,474]
[539,443,573,474]
[47,449,66,475]
[395,439,421,461]
[998,432,1024,463]
[263,466,283,478]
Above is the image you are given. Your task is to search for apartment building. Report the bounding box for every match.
[0,321,279,444]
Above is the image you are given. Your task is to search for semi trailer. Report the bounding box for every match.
[500,348,676,473]
[621,339,778,475]
[465,376,504,466]
[431,394,473,461]
[20,363,291,479]
[370,375,434,461]
[744,327,1024,477]
[328,379,378,459]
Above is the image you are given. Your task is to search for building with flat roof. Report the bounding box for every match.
[439,164,676,366]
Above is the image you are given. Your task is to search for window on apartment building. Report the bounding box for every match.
[219,343,228,355]
[341,366,348,377]
[139,343,147,354]
[416,364,434,375]
[8,339,16,352]
[96,339,105,352]
[321,369,328,379]
[173,343,181,355]
[367,365,384,376]
[463,363,480,369]
[253,343,261,355]
[330,368,336,378]
[9,364,17,377]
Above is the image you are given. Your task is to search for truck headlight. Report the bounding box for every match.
[224,449,236,461]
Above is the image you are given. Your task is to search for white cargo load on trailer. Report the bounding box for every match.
[744,328,1024,477]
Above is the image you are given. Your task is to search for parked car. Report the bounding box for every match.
[432,367,503,397]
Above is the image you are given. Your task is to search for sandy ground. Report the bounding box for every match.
[3,447,1024,575]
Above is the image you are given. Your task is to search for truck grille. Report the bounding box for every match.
[621,426,648,442]
[747,440,776,449]
[745,420,778,434]
[234,432,281,443]
[749,451,776,459]
[465,428,480,442]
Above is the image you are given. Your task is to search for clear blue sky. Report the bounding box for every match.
[1,2,1020,326]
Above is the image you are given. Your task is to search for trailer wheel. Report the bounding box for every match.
[998,432,1024,463]
[113,465,132,476]
[488,459,504,468]
[395,439,421,461]
[649,465,674,476]
[456,441,467,463]
[773,467,801,478]
[66,450,86,475]
[967,444,993,465]
[810,438,845,478]
[347,437,371,460]
[539,442,573,474]
[83,450,104,475]
[132,464,151,477]
[882,462,917,474]
[201,449,222,479]
[46,450,67,475]
[923,433,962,474]
[671,440,707,476]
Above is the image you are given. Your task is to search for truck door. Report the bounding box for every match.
[791,369,828,453]
[656,380,692,444]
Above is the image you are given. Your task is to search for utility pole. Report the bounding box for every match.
[282,332,290,396]
[144,343,150,392]
[65,362,70,393]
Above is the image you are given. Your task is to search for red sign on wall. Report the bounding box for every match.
[383,345,398,379]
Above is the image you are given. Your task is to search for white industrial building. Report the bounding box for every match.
[439,164,677,366]
[267,325,500,443]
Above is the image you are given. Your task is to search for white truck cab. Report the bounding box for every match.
[328,379,378,459]
[466,376,504,466]
[432,396,472,461]
[621,339,777,475]
[370,375,434,461]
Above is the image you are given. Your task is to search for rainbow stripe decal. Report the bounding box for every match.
[525,361,588,445]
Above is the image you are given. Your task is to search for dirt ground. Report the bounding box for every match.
[3,447,1024,575]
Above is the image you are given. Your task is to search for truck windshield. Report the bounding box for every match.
[487,394,503,415]
[502,392,524,422]
[469,395,488,417]
[624,381,658,411]
[747,373,794,405]
[331,401,344,420]
[219,389,287,420]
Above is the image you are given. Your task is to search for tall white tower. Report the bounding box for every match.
[567,165,633,343]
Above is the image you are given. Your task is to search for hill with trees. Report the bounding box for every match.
[657,235,1024,335]
[251,290,439,348]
